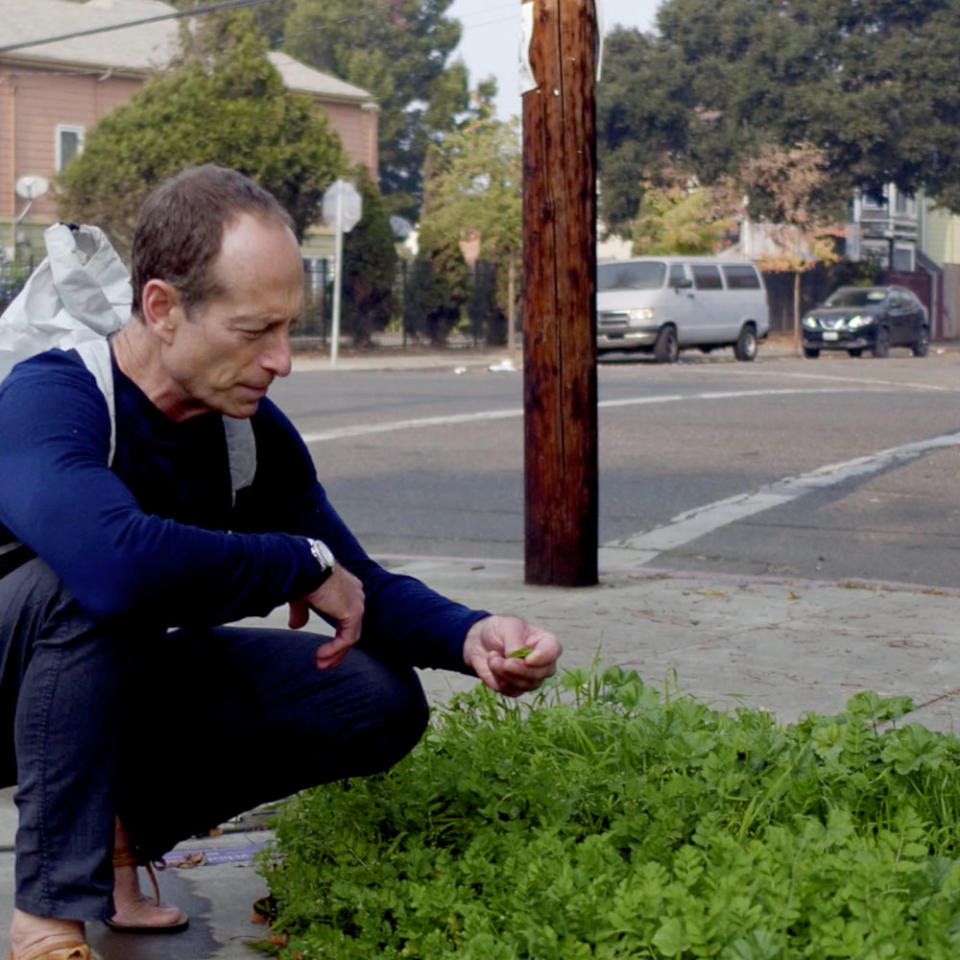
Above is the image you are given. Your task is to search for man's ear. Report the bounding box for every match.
[139,279,183,344]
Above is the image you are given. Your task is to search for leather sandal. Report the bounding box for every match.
[104,849,189,934]
[9,943,92,960]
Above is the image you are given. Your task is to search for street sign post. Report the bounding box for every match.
[322,179,362,364]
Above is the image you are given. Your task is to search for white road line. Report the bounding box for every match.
[736,367,952,392]
[599,429,960,570]
[300,387,887,444]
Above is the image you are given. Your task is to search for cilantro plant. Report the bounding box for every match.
[258,668,960,959]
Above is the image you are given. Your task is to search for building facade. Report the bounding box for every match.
[0,0,379,262]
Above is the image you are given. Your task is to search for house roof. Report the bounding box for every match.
[0,0,376,104]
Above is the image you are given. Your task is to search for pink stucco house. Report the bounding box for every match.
[0,0,379,261]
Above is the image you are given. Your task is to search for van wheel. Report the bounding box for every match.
[654,326,679,363]
[733,324,758,361]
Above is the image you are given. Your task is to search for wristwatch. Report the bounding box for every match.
[306,537,336,585]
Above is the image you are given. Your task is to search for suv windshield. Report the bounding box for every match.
[825,288,886,307]
[597,261,666,292]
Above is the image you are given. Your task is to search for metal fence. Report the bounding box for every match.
[300,257,513,349]
[0,258,32,314]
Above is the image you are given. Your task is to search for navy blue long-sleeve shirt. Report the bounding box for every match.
[0,347,487,673]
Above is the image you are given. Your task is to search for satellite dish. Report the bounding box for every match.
[15,175,49,200]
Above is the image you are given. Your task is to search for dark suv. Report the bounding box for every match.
[801,286,929,358]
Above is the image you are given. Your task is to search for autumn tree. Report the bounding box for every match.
[58,22,345,252]
[739,142,845,351]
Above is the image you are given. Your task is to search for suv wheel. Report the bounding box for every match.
[803,347,820,359]
[873,325,891,358]
[912,325,929,358]
[653,326,679,363]
[733,324,758,361]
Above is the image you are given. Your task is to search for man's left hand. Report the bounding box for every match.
[463,615,562,697]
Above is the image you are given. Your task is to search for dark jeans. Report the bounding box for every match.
[1,558,430,921]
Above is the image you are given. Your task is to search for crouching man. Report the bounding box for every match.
[0,164,561,960]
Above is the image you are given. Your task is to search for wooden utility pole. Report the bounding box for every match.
[522,0,598,586]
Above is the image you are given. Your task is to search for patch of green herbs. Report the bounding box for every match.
[258,667,960,958]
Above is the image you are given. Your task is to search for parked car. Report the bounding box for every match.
[596,257,770,363]
[801,286,929,359]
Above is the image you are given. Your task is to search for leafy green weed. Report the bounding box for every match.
[258,667,960,958]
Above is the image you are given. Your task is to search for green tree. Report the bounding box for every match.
[342,169,398,347]
[631,184,736,255]
[598,0,960,222]
[281,0,475,218]
[420,115,521,339]
[403,244,469,347]
[57,22,346,251]
[597,28,691,232]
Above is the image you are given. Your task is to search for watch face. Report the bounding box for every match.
[310,539,334,569]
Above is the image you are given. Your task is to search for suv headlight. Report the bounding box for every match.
[847,314,873,329]
[802,315,819,330]
[627,308,655,326]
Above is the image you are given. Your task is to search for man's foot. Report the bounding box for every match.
[107,862,186,932]
[9,908,86,959]
[107,819,188,933]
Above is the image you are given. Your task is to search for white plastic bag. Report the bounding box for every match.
[0,223,131,383]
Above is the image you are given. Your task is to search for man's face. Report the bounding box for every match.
[164,212,304,419]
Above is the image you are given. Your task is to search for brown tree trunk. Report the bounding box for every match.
[522,0,598,586]
[793,270,802,355]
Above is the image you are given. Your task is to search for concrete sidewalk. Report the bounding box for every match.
[287,334,803,373]
[4,557,960,958]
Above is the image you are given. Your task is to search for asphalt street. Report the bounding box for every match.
[276,343,960,588]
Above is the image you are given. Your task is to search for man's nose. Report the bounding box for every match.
[262,329,292,378]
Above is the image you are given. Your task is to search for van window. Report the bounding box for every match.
[597,261,666,292]
[721,265,761,289]
[691,265,722,290]
[668,264,687,286]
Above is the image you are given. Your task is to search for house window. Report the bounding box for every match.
[894,191,916,217]
[862,190,887,210]
[56,125,85,171]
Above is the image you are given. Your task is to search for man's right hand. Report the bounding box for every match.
[287,565,365,670]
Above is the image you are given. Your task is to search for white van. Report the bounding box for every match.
[596,257,770,362]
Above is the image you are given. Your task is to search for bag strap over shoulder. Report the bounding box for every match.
[73,339,256,502]
[74,338,116,464]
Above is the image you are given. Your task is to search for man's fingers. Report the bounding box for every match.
[316,646,348,670]
[288,598,309,630]
[315,639,349,670]
[470,653,503,693]
[314,620,363,670]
